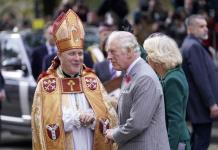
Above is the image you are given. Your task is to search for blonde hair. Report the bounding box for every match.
[143,34,182,69]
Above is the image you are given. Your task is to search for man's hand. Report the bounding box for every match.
[210,104,218,118]
[79,111,95,127]
[105,129,114,140]
[0,89,5,101]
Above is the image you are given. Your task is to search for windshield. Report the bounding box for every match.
[21,30,44,62]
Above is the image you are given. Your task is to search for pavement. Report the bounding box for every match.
[208,122,218,150]
[188,122,218,150]
[0,122,218,150]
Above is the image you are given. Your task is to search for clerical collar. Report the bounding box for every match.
[62,70,80,78]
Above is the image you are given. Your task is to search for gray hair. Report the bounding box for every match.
[106,31,141,54]
[185,14,205,28]
[143,34,182,69]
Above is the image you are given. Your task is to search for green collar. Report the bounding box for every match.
[160,65,181,80]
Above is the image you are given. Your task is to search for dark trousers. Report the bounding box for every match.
[191,123,212,150]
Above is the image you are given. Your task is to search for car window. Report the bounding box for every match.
[21,30,44,62]
[1,35,23,71]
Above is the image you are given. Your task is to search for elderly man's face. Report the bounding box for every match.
[190,18,208,40]
[58,49,84,75]
[106,40,129,71]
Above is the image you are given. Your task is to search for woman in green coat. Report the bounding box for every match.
[143,33,191,150]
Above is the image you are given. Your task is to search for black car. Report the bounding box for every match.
[0,29,43,134]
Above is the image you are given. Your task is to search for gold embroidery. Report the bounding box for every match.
[67,80,75,91]
[61,78,82,93]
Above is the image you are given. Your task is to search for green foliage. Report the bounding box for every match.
[85,0,101,10]
[0,0,34,18]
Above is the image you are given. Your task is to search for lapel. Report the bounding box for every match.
[128,58,144,78]
[121,58,144,94]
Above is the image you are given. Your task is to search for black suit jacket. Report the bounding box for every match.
[42,53,56,71]
[181,35,218,123]
[84,51,94,68]
[31,44,48,80]
[94,60,112,83]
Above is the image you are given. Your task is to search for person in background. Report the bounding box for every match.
[105,31,170,150]
[87,22,117,65]
[181,14,218,150]
[0,12,16,31]
[31,9,117,150]
[42,52,56,71]
[31,22,57,80]
[143,33,191,150]
[96,0,129,25]
[94,37,122,83]
[119,19,147,61]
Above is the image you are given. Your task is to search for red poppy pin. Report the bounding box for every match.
[124,75,131,83]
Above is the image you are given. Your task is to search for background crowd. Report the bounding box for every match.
[0,0,215,81]
[1,0,218,150]
[0,0,218,57]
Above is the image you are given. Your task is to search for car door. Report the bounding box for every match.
[0,32,36,133]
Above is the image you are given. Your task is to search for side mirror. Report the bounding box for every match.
[2,58,29,76]
[2,58,22,70]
